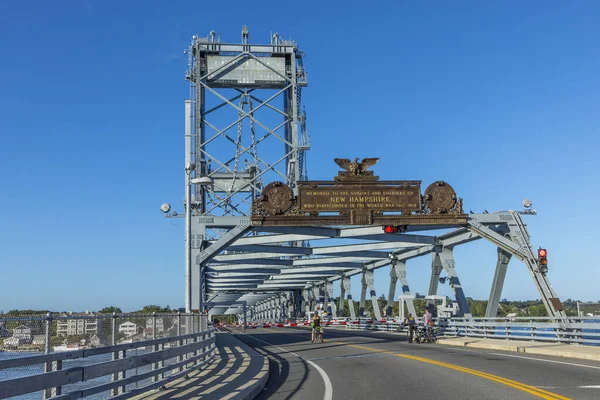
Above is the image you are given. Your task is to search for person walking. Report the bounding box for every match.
[404,313,416,343]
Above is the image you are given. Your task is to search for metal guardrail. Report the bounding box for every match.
[338,316,600,346]
[0,313,216,399]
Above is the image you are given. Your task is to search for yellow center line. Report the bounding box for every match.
[333,342,571,400]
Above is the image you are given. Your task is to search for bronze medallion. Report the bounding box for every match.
[260,182,293,215]
[424,181,457,213]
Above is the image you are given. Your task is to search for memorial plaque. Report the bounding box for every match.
[298,185,421,213]
[250,157,467,227]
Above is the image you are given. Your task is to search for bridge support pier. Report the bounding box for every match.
[486,247,512,317]
[393,260,417,318]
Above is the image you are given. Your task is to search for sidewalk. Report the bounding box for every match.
[131,331,269,400]
[436,337,600,361]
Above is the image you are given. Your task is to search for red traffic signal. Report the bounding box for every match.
[538,248,548,269]
[383,225,396,234]
[383,225,408,234]
[538,249,547,258]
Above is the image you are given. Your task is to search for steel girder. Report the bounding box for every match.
[200,211,562,318]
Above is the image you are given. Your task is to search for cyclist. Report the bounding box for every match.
[311,311,322,343]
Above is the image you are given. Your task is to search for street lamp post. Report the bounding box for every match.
[184,100,193,313]
[185,167,193,313]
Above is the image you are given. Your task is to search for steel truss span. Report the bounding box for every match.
[201,210,565,321]
[169,27,564,321]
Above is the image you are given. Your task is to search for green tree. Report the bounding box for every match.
[377,294,387,317]
[470,300,487,317]
[137,305,172,314]
[527,304,548,317]
[98,306,122,314]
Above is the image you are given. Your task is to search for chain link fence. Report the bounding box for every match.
[0,312,213,399]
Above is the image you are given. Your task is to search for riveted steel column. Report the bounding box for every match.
[303,289,310,317]
[339,277,346,317]
[275,297,281,322]
[438,247,471,317]
[342,276,356,320]
[393,260,416,317]
[386,264,398,317]
[358,271,367,317]
[326,282,336,318]
[365,270,382,320]
[486,247,512,317]
[312,286,324,311]
[323,285,329,316]
[428,251,444,310]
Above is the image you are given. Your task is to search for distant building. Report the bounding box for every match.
[144,318,165,336]
[57,311,99,336]
[32,335,46,346]
[90,334,107,347]
[118,322,138,337]
[13,325,32,342]
[3,337,24,348]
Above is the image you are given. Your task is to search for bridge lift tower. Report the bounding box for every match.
[177,26,309,313]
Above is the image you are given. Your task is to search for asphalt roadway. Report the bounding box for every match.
[229,326,600,400]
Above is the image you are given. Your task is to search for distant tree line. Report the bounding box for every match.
[0,305,181,316]
[3,298,598,319]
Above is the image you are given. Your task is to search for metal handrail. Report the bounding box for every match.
[311,316,600,346]
[0,313,216,399]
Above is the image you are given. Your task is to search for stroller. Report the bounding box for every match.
[414,322,437,343]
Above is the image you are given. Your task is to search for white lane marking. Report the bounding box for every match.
[488,352,600,370]
[236,331,333,400]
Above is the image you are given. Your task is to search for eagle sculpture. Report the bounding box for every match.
[334,157,379,175]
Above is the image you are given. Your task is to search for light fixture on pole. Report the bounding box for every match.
[520,198,537,215]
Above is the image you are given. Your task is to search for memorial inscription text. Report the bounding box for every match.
[298,186,421,212]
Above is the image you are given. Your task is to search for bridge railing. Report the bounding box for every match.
[0,312,216,399]
[338,316,600,346]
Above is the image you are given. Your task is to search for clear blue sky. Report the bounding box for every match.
[1,1,599,312]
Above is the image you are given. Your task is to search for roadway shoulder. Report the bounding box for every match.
[436,336,600,361]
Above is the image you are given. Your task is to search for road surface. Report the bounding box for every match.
[230,326,600,400]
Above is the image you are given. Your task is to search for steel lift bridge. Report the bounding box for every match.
[162,26,566,324]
